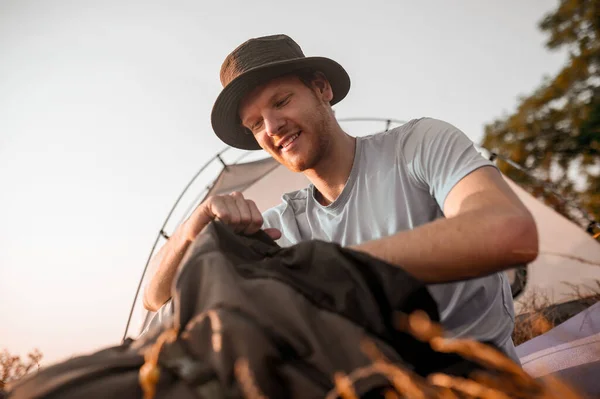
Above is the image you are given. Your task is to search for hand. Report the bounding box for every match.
[183,191,281,242]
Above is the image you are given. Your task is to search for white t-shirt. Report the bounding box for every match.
[262,117,519,362]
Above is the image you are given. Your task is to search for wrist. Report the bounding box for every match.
[180,219,197,244]
[180,207,213,244]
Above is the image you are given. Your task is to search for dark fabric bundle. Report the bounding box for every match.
[7,222,485,398]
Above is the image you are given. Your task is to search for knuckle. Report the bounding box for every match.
[229,213,240,224]
[217,209,230,221]
[211,199,225,211]
[207,196,223,208]
[198,201,214,218]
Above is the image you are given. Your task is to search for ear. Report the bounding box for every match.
[312,72,334,103]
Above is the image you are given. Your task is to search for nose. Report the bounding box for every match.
[264,113,286,137]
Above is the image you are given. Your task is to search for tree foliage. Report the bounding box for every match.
[0,349,43,389]
[482,0,600,227]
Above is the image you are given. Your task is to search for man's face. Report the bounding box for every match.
[238,74,335,172]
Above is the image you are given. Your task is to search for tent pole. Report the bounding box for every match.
[121,146,230,342]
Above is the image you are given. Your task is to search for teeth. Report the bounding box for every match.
[281,133,299,148]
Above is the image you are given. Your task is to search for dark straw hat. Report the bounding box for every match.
[210,34,351,150]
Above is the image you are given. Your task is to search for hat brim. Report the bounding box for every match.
[211,56,350,151]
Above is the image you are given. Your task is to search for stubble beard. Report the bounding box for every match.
[285,110,331,173]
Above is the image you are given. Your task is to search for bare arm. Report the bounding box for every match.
[142,220,194,311]
[143,192,281,311]
[350,167,539,283]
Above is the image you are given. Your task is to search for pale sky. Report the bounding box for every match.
[0,0,567,366]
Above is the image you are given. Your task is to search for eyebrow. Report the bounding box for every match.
[241,88,291,128]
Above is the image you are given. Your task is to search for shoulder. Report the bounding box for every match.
[394,117,466,148]
[355,117,462,163]
[357,117,457,149]
[385,117,483,170]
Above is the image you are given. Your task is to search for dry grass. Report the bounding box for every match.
[0,349,42,390]
[512,290,556,347]
[512,281,600,346]
[228,310,587,399]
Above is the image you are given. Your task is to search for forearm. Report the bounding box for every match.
[142,192,280,311]
[351,209,538,284]
[143,221,193,311]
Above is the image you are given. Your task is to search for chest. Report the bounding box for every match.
[299,168,443,246]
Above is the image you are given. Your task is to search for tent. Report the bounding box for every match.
[515,301,600,397]
[123,118,600,340]
[501,178,600,313]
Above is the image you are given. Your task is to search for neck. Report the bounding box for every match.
[303,130,356,206]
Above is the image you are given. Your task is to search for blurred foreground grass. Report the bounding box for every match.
[229,309,590,399]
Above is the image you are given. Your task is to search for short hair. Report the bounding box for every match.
[290,68,327,89]
[294,68,321,88]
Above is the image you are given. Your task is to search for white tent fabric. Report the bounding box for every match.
[204,157,280,200]
[501,178,600,313]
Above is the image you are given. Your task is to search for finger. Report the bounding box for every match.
[207,197,229,223]
[221,195,242,229]
[230,192,253,232]
[188,199,219,236]
[210,196,237,226]
[242,199,263,235]
[264,228,282,240]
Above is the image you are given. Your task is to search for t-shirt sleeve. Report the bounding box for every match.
[397,117,496,210]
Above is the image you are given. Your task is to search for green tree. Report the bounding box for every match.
[482,0,600,228]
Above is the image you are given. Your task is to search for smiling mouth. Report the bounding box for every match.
[279,131,301,151]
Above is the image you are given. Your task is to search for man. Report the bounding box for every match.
[143,34,538,363]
